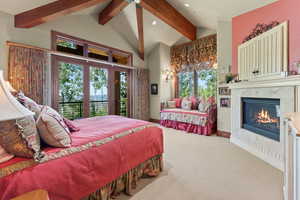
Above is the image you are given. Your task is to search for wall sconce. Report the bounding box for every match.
[161,69,175,82]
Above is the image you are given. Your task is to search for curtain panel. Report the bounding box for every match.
[8,45,48,104]
[132,68,150,121]
[170,34,217,73]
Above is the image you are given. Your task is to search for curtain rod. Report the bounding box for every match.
[6,41,135,70]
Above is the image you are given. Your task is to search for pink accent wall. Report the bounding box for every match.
[232,0,300,74]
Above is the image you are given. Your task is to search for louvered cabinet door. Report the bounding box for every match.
[238,21,288,81]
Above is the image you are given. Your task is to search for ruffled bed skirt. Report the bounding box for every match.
[160,120,215,136]
[83,155,163,200]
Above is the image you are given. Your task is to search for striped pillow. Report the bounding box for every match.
[0,145,14,164]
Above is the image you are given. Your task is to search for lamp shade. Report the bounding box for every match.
[5,81,16,92]
[0,70,34,121]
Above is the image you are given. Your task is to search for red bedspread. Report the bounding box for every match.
[0,116,164,200]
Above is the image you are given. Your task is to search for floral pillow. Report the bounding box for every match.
[173,98,182,108]
[198,102,211,113]
[181,99,192,110]
[17,92,42,118]
[0,145,14,164]
[198,98,212,113]
[189,96,199,110]
[37,106,71,148]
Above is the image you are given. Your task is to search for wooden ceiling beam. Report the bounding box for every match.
[15,0,108,28]
[136,5,144,60]
[139,0,197,41]
[98,0,130,25]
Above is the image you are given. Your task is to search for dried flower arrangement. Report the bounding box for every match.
[243,21,280,43]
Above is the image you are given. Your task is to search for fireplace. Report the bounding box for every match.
[242,98,280,141]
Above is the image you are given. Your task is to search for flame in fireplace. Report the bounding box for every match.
[256,109,278,124]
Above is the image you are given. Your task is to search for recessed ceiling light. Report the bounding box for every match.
[152,20,157,26]
[184,3,190,7]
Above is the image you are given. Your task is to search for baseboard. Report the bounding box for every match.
[230,136,284,171]
[150,118,160,124]
[217,130,231,138]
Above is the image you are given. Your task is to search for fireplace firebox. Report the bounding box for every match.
[242,98,280,141]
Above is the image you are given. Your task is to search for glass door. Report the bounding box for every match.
[113,69,130,117]
[89,66,109,117]
[52,56,131,119]
[56,60,84,120]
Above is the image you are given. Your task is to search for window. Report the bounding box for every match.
[178,69,217,98]
[56,38,84,56]
[197,70,217,99]
[52,31,132,65]
[178,71,194,97]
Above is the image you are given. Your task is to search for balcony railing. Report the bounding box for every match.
[59,99,127,120]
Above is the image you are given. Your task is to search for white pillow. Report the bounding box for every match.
[167,101,176,108]
[181,99,192,110]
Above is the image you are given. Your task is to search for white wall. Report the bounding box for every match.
[0,11,145,74]
[149,44,161,120]
[148,43,173,120]
[217,20,232,133]
[217,21,232,83]
[174,27,217,46]
[0,12,11,73]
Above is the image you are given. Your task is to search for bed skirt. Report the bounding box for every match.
[160,120,215,136]
[83,155,163,200]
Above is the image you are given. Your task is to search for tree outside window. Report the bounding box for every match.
[178,69,217,99]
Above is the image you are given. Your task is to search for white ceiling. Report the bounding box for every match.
[0,0,278,56]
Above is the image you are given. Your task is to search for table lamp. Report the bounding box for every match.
[5,81,17,93]
[0,70,34,135]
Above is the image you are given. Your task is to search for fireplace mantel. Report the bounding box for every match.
[229,75,300,89]
[230,85,296,171]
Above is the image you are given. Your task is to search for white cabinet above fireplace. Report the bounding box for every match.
[238,21,288,81]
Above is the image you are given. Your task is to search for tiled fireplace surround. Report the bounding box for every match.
[230,76,300,171]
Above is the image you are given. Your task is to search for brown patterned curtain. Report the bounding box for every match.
[132,68,150,121]
[8,45,48,104]
[171,34,217,73]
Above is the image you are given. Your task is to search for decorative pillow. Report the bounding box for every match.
[173,98,182,108]
[63,118,80,133]
[16,116,42,161]
[17,92,42,118]
[0,121,34,158]
[189,96,199,110]
[198,102,211,113]
[181,99,192,110]
[207,96,216,104]
[0,145,14,164]
[167,100,176,109]
[37,106,71,148]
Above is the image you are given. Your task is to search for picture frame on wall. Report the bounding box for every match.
[219,87,231,96]
[220,98,231,108]
[151,84,158,95]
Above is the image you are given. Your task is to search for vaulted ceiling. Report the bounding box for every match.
[0,0,277,57]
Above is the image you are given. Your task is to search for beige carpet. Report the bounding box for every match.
[119,127,283,200]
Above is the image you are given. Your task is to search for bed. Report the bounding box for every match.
[0,115,164,200]
[160,105,217,135]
